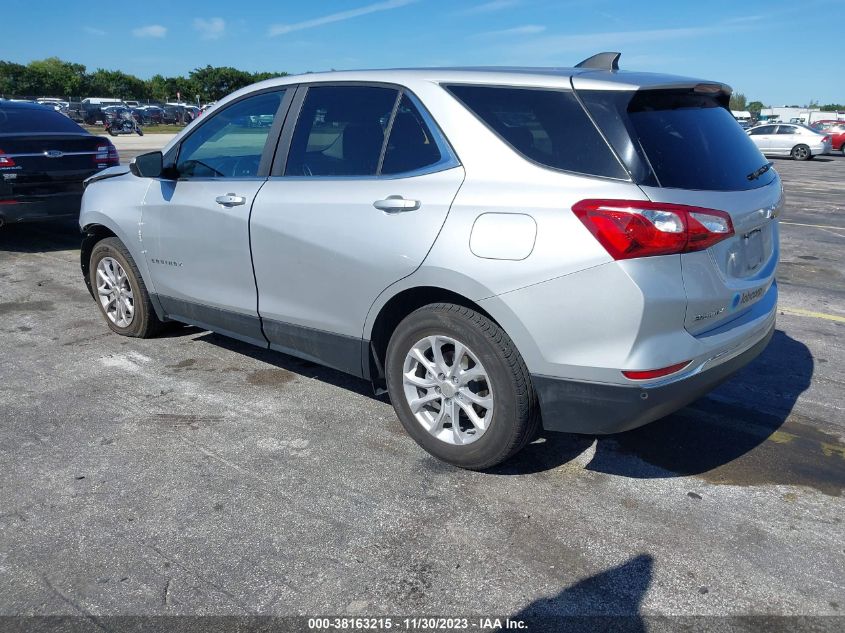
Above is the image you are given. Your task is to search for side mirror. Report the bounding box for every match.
[129,151,164,178]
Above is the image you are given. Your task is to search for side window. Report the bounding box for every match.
[776,126,796,135]
[381,94,443,175]
[750,125,774,135]
[285,86,398,177]
[446,85,627,179]
[176,90,284,179]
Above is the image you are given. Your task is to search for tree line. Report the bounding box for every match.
[0,57,288,103]
[730,92,844,114]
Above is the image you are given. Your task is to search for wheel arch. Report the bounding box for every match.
[80,219,165,321]
[80,223,118,299]
[366,284,502,392]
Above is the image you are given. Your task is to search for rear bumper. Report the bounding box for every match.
[0,192,82,225]
[533,322,774,435]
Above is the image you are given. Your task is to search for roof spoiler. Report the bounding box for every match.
[575,52,621,71]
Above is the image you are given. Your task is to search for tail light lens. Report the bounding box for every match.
[821,135,831,143]
[572,199,734,260]
[0,150,16,168]
[94,143,119,168]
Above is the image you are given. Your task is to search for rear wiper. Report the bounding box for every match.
[746,161,774,181]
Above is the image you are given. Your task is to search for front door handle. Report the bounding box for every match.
[216,193,247,207]
[373,195,420,213]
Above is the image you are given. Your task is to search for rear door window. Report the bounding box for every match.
[381,94,445,175]
[776,125,797,135]
[748,125,776,135]
[285,86,398,177]
[445,85,627,179]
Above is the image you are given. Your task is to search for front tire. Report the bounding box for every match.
[791,144,811,160]
[385,303,539,470]
[89,237,163,338]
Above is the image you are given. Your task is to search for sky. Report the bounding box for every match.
[3,0,843,105]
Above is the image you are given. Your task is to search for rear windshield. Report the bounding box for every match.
[444,85,628,179]
[580,89,776,191]
[0,106,88,134]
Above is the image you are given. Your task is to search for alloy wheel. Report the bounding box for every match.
[402,335,494,445]
[96,256,135,328]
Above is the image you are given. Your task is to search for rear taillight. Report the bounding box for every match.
[94,143,119,167]
[622,361,691,381]
[0,149,16,168]
[572,199,734,260]
[821,135,831,143]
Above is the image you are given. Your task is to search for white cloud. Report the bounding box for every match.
[132,24,167,39]
[194,17,226,40]
[83,26,106,36]
[458,0,520,15]
[476,24,546,38]
[268,0,417,36]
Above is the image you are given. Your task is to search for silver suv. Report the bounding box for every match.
[80,54,780,469]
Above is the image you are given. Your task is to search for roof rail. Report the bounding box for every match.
[575,52,621,71]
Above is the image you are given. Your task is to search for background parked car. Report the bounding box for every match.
[136,105,164,124]
[746,123,832,160]
[36,98,70,115]
[161,104,186,124]
[0,100,118,227]
[100,105,133,125]
[82,99,126,125]
[810,120,845,154]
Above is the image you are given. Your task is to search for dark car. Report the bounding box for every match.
[136,106,163,124]
[161,104,185,124]
[811,120,845,153]
[0,101,119,227]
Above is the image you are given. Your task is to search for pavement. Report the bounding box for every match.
[0,152,843,628]
[107,133,176,164]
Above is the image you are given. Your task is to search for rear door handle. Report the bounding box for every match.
[216,193,247,207]
[373,195,420,213]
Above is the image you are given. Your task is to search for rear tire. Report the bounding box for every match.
[385,303,539,470]
[89,237,163,338]
[791,144,811,160]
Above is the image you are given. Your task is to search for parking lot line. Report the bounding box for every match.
[781,220,845,231]
[780,306,845,323]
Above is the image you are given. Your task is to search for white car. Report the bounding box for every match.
[746,123,831,160]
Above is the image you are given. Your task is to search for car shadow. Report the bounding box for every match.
[180,325,830,492]
[491,330,823,490]
[0,217,81,253]
[193,330,388,402]
[499,553,653,631]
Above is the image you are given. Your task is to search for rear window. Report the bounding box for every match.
[581,89,776,191]
[0,105,87,134]
[445,85,627,179]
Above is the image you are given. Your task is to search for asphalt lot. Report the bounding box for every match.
[0,149,843,627]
